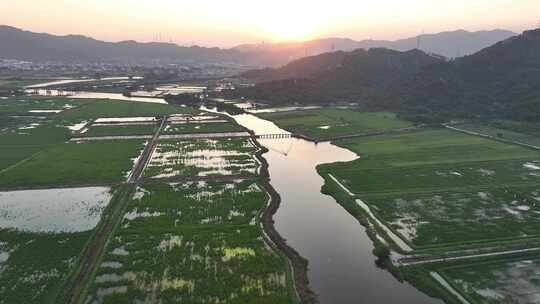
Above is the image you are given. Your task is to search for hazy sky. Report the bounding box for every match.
[2,0,538,47]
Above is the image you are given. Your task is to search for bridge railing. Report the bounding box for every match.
[256,134,293,139]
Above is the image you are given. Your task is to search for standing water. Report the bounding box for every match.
[221,112,441,304]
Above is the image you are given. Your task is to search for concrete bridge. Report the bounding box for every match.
[256,133,292,139]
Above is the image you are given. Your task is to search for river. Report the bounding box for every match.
[222,112,441,304]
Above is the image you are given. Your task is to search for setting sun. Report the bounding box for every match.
[1,0,537,46]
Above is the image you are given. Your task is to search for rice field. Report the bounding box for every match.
[259,109,412,140]
[452,122,540,147]
[363,186,540,248]
[78,124,158,137]
[0,187,113,304]
[440,255,540,303]
[320,129,540,251]
[144,138,259,179]
[0,140,146,188]
[84,181,296,304]
[161,122,244,135]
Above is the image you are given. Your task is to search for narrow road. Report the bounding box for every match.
[445,124,540,150]
[128,116,167,183]
[61,115,167,304]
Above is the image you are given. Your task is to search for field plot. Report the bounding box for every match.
[0,78,58,89]
[162,122,244,135]
[320,129,540,250]
[0,140,145,188]
[452,122,540,147]
[0,97,84,170]
[79,124,158,137]
[0,96,85,116]
[58,99,196,121]
[85,181,295,304]
[0,187,112,304]
[363,186,540,248]
[439,255,540,303]
[333,159,540,194]
[259,109,412,140]
[325,129,540,193]
[144,138,259,179]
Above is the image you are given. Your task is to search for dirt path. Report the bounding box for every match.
[60,116,167,304]
[294,126,423,143]
[59,185,135,304]
[397,246,540,266]
[128,116,167,184]
[445,124,540,150]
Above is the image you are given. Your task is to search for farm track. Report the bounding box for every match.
[61,116,167,304]
[328,172,540,267]
[294,126,423,143]
[445,124,540,150]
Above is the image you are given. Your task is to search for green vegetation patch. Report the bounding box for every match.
[454,122,540,147]
[259,109,412,140]
[363,186,540,248]
[80,124,158,137]
[161,122,244,135]
[85,181,295,304]
[0,123,71,171]
[0,140,145,188]
[0,230,91,304]
[144,138,259,179]
[438,254,540,303]
[326,129,539,194]
[320,129,540,250]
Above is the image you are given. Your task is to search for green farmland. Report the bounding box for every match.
[79,124,158,137]
[0,140,145,188]
[84,181,296,303]
[319,129,540,251]
[259,109,412,140]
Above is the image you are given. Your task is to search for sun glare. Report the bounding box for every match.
[249,1,340,42]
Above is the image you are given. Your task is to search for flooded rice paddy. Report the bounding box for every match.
[365,187,540,248]
[86,181,294,303]
[0,187,112,233]
[0,186,109,303]
[443,257,540,303]
[144,138,259,179]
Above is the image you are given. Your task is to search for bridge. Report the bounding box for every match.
[256,133,293,139]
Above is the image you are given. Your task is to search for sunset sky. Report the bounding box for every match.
[2,0,538,47]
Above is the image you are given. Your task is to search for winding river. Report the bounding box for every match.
[225,112,441,304]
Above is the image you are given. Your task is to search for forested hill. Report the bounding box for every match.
[234,48,444,107]
[234,29,540,122]
[403,28,540,121]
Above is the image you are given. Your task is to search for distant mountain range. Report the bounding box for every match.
[0,25,247,65]
[0,26,516,67]
[233,29,517,64]
[234,28,540,122]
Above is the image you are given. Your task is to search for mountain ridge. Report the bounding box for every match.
[0,25,516,67]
